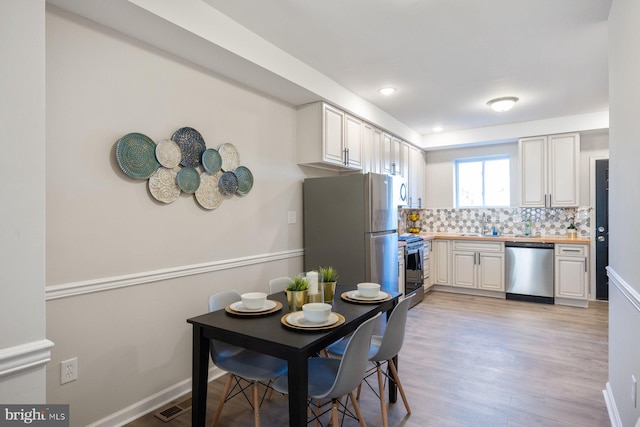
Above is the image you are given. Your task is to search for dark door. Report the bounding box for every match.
[595,159,609,300]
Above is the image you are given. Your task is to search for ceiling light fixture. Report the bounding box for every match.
[487,96,519,112]
[379,87,397,96]
[432,126,444,132]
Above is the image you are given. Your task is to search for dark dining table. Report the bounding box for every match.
[187,284,401,427]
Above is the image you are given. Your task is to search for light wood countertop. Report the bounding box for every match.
[410,232,590,245]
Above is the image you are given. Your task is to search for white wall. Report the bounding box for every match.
[607,0,640,425]
[0,0,51,403]
[424,131,609,209]
[45,7,310,425]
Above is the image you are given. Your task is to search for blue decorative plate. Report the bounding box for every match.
[177,167,201,193]
[202,148,222,174]
[115,133,160,179]
[172,127,206,167]
[234,166,254,196]
[219,171,239,196]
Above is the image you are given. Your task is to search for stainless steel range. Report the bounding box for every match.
[398,234,424,308]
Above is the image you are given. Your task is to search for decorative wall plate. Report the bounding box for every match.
[116,133,160,179]
[148,167,181,203]
[202,148,222,174]
[218,171,239,196]
[234,166,253,196]
[172,127,206,167]
[195,171,224,210]
[155,139,182,168]
[219,143,240,171]
[176,167,201,193]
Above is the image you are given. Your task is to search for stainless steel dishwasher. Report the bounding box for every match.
[505,241,554,304]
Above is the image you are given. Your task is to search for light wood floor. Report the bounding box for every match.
[126,291,609,427]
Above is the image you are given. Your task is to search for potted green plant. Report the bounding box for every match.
[319,266,339,303]
[567,218,578,239]
[285,276,308,312]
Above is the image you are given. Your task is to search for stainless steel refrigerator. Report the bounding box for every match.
[303,173,399,293]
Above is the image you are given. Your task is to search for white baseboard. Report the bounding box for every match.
[87,366,225,427]
[604,382,623,427]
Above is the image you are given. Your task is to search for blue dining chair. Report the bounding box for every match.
[208,290,288,427]
[272,313,380,427]
[326,294,414,427]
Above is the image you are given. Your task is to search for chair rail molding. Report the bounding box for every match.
[608,266,640,312]
[0,339,55,379]
[46,249,304,301]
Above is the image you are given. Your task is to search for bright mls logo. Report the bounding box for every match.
[0,405,69,426]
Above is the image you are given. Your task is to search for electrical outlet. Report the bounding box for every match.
[287,211,297,224]
[632,375,637,408]
[60,358,78,384]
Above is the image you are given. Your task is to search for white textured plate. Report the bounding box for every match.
[286,311,339,328]
[219,143,240,171]
[195,171,224,210]
[347,291,389,301]
[229,300,277,313]
[155,139,182,168]
[148,167,181,203]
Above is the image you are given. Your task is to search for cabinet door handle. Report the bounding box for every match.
[347,148,350,165]
[549,193,552,206]
[585,258,587,272]
[418,197,422,208]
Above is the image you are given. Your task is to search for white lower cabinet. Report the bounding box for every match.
[452,241,505,291]
[554,244,589,306]
[423,240,432,290]
[433,240,450,285]
[398,246,405,295]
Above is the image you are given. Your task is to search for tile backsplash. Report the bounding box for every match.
[400,207,591,237]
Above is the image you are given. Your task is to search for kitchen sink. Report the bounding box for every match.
[458,233,502,237]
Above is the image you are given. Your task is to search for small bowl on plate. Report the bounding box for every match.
[357,283,381,298]
[302,303,332,323]
[241,292,267,310]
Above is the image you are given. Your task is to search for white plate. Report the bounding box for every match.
[347,291,389,301]
[286,311,339,328]
[229,300,277,313]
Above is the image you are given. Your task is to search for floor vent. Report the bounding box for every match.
[153,398,191,423]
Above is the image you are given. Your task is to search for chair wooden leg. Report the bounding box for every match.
[349,391,367,427]
[252,381,260,427]
[388,359,411,415]
[212,373,233,427]
[331,400,340,427]
[376,363,388,427]
[356,381,363,399]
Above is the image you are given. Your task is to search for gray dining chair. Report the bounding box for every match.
[272,313,380,427]
[208,290,288,427]
[326,294,414,427]
[268,276,292,294]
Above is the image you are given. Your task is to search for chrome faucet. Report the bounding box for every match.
[480,213,487,235]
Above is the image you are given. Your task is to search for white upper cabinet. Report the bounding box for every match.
[344,113,363,169]
[408,145,426,208]
[519,133,580,207]
[399,141,410,179]
[382,133,393,175]
[362,122,382,174]
[297,102,363,171]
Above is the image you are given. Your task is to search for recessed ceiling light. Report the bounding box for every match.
[432,126,444,132]
[487,96,519,112]
[379,87,397,96]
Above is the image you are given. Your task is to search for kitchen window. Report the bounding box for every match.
[455,155,510,207]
